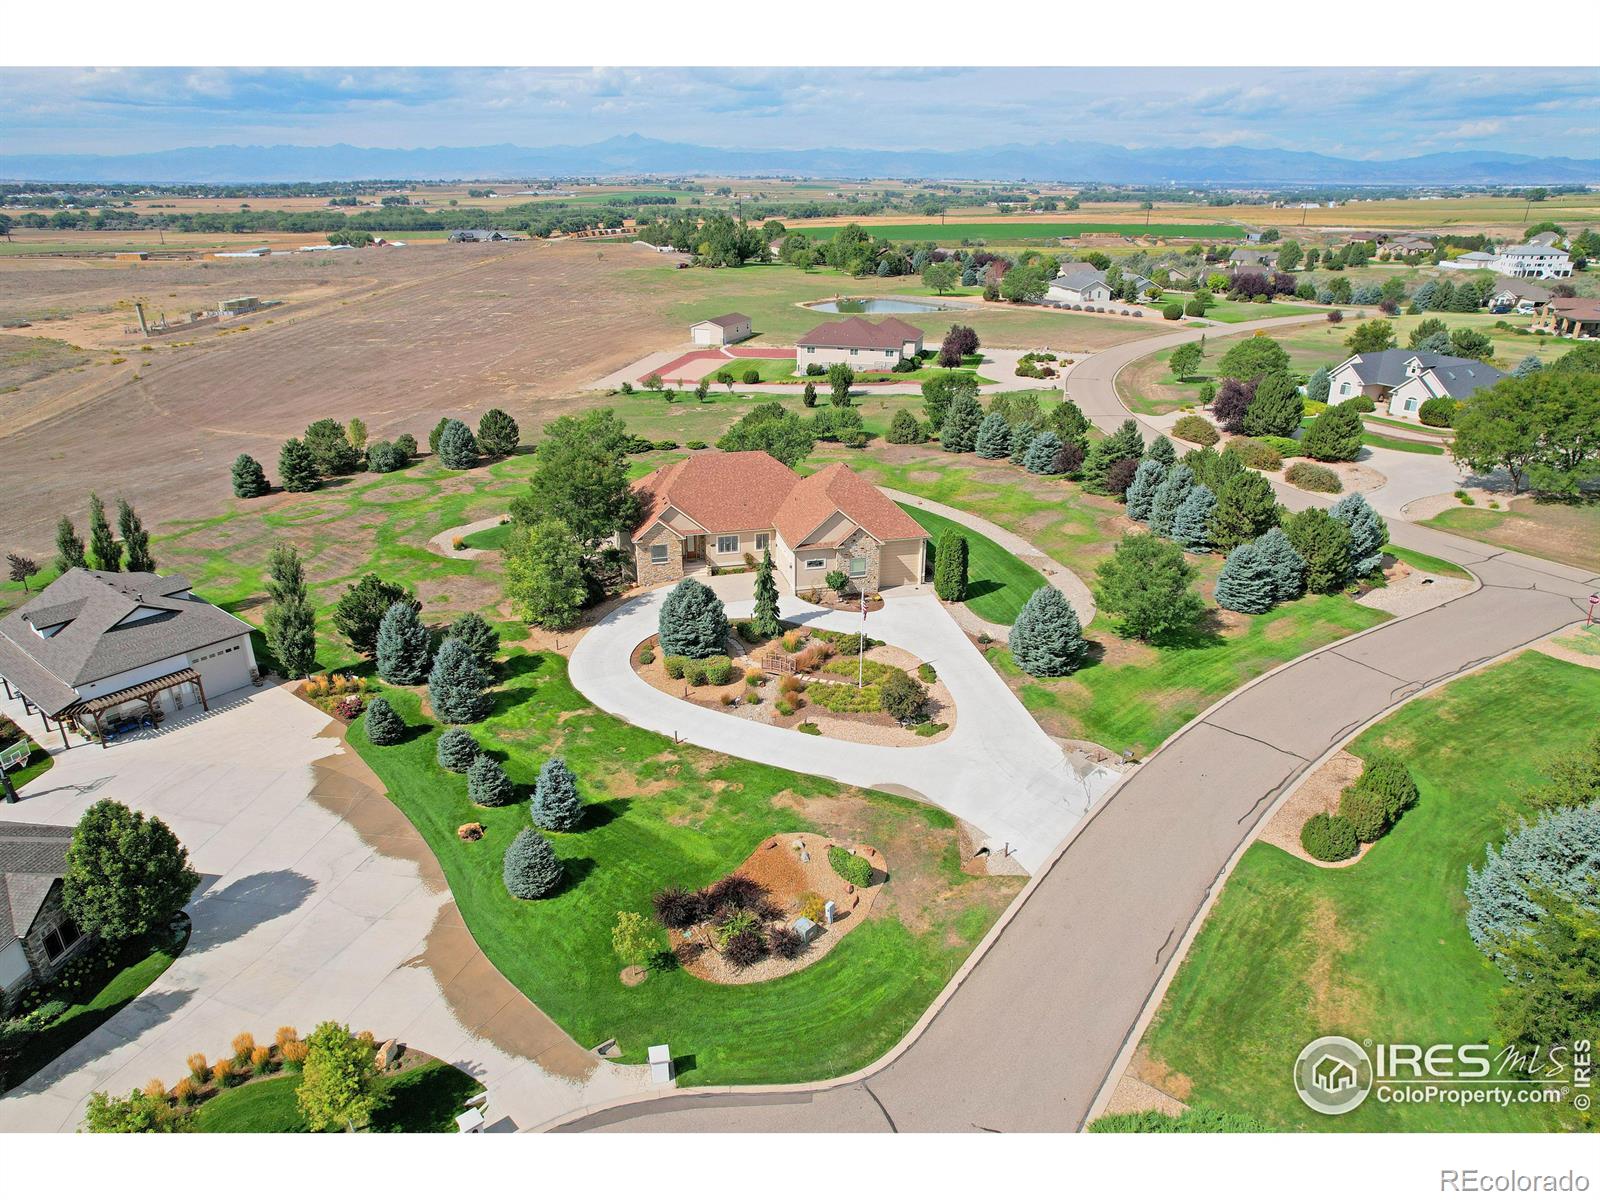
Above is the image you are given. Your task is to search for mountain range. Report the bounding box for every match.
[4,134,1596,186]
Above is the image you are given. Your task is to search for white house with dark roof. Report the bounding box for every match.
[689,312,753,346]
[795,316,924,371]
[0,569,258,747]
[1326,349,1506,421]
[0,823,86,1009]
[1493,242,1572,279]
[1045,264,1113,306]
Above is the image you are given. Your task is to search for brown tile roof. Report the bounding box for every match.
[1551,297,1600,321]
[630,451,799,539]
[696,312,750,328]
[774,463,928,548]
[796,316,924,351]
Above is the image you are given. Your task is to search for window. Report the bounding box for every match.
[716,535,739,555]
[848,555,868,578]
[43,918,82,963]
[805,558,826,570]
[754,533,769,551]
[649,544,669,565]
[1339,382,1351,396]
[1404,398,1418,412]
[850,348,859,356]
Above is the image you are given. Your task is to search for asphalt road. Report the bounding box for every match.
[559,319,1599,1134]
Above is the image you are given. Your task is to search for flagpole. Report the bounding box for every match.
[858,589,865,689]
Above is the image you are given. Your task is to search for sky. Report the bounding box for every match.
[3,66,1598,160]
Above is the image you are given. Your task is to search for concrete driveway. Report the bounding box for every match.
[566,574,1117,873]
[0,685,646,1132]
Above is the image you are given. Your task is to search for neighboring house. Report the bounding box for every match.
[1379,235,1433,259]
[795,317,924,371]
[1326,349,1507,421]
[447,229,518,243]
[0,569,258,748]
[1549,297,1600,339]
[1494,242,1573,278]
[1045,264,1113,306]
[0,823,88,1011]
[1227,247,1276,270]
[1437,249,1499,272]
[1486,276,1553,314]
[689,313,753,346]
[624,451,928,593]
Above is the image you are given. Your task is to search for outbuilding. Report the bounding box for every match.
[689,313,753,346]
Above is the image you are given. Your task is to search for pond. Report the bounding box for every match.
[808,297,954,314]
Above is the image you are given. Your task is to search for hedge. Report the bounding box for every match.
[1285,461,1342,494]
[828,846,874,888]
[1300,812,1359,862]
[1172,414,1219,447]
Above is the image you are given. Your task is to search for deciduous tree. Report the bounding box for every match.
[512,410,639,547]
[296,1022,379,1132]
[503,518,588,630]
[117,500,155,573]
[63,798,198,941]
[87,492,120,571]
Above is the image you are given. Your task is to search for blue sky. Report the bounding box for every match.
[3,66,1597,158]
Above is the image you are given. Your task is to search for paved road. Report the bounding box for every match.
[558,318,1599,1134]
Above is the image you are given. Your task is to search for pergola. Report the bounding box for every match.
[57,667,208,749]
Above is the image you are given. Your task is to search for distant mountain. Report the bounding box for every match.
[3,134,1596,186]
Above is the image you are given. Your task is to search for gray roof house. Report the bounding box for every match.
[1045,265,1114,306]
[1227,247,1276,270]
[1328,349,1506,422]
[447,229,519,243]
[0,822,86,1007]
[0,569,259,747]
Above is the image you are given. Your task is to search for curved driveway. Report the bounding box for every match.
[559,317,1599,1134]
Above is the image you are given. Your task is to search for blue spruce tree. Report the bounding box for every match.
[376,600,432,685]
[530,756,584,831]
[658,578,730,658]
[503,829,562,899]
[1329,492,1388,576]
[1170,484,1216,552]
[1214,541,1278,614]
[428,636,493,724]
[1008,587,1088,677]
[1253,527,1307,601]
[1124,459,1167,522]
[974,412,1012,459]
[1023,431,1063,475]
[1148,464,1196,538]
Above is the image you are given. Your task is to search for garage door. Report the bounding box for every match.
[189,639,253,699]
[692,326,717,345]
[880,539,924,587]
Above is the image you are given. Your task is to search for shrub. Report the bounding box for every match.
[918,662,936,684]
[173,1077,198,1105]
[658,578,730,658]
[1214,541,1277,614]
[251,1045,273,1075]
[829,846,874,888]
[709,874,767,911]
[466,755,516,808]
[774,698,796,716]
[933,530,968,601]
[686,663,709,686]
[1282,507,1354,592]
[745,669,765,686]
[281,1040,309,1069]
[1162,302,1183,321]
[743,688,761,705]
[1300,812,1359,862]
[741,368,760,385]
[1228,438,1282,472]
[798,892,826,923]
[701,655,737,686]
[770,925,805,959]
[638,647,656,666]
[887,408,924,444]
[503,829,562,899]
[362,695,403,745]
[1338,786,1390,843]
[663,655,687,679]
[231,1032,256,1065]
[1418,396,1456,428]
[1172,414,1219,447]
[530,756,583,830]
[798,722,821,735]
[1285,461,1342,493]
[212,1060,236,1088]
[881,670,929,722]
[1354,752,1418,824]
[722,928,767,967]
[1301,404,1363,462]
[653,886,705,930]
[187,1052,209,1083]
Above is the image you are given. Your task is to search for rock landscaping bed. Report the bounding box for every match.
[632,622,955,747]
[655,832,886,986]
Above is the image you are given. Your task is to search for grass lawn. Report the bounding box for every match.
[985,596,1385,756]
[798,221,1246,242]
[1,919,190,1093]
[459,522,512,551]
[1193,299,1320,323]
[347,651,1020,1086]
[1381,542,1472,581]
[905,504,1046,625]
[689,356,992,387]
[6,745,54,790]
[1423,497,1600,574]
[1361,430,1445,456]
[1137,651,1600,1131]
[192,1060,479,1133]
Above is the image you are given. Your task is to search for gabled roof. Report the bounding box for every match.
[1228,248,1275,265]
[0,822,73,946]
[1338,350,1506,399]
[773,463,928,548]
[629,451,800,540]
[1489,275,1552,301]
[1500,243,1570,257]
[0,569,252,715]
[693,313,749,329]
[1050,264,1108,293]
[796,316,923,351]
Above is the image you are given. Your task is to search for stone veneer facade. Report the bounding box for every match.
[634,527,685,588]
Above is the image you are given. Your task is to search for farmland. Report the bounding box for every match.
[796,221,1246,243]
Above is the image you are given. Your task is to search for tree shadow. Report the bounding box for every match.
[187,870,317,948]
[549,856,597,898]
[965,579,1003,601]
[580,795,630,831]
[1147,610,1230,650]
[3,985,198,1096]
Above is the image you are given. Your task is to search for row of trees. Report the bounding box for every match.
[49,493,157,577]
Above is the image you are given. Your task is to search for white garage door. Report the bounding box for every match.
[692,326,718,346]
[189,639,253,699]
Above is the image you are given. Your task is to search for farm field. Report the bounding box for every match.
[1423,497,1600,573]
[794,221,1246,243]
[1135,651,1600,1131]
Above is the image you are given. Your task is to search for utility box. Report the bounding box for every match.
[648,1043,675,1085]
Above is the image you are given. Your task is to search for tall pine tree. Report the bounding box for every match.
[1124,459,1167,522]
[1330,492,1388,576]
[933,531,968,601]
[1208,471,1279,551]
[428,637,493,723]
[751,549,781,639]
[376,601,432,685]
[263,543,316,678]
[231,453,270,498]
[87,493,120,571]
[1148,465,1196,538]
[939,391,983,453]
[54,515,87,574]
[1170,484,1217,552]
[117,500,155,573]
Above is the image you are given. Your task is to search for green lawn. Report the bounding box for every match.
[1,920,189,1093]
[460,522,512,551]
[1360,430,1445,456]
[6,745,54,789]
[1138,651,1600,1131]
[346,651,1019,1086]
[1381,542,1472,581]
[1195,299,1320,323]
[1423,497,1600,574]
[688,356,991,387]
[904,504,1046,625]
[192,1060,479,1133]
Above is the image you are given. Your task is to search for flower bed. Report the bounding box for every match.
[297,672,376,721]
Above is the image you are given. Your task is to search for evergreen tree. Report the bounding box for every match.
[1082,419,1144,492]
[938,391,983,453]
[1208,471,1279,551]
[1008,587,1087,677]
[1242,372,1304,438]
[657,578,729,658]
[363,695,404,746]
[1124,459,1167,522]
[1146,434,1177,467]
[87,492,120,571]
[333,574,414,657]
[376,600,432,685]
[503,518,588,630]
[1253,527,1307,600]
[1214,541,1277,613]
[503,829,562,899]
[467,755,516,807]
[54,515,87,574]
[1466,805,1600,959]
[933,530,969,601]
[887,409,923,444]
[974,412,1012,459]
[751,549,781,638]
[447,611,500,670]
[530,756,584,831]
[117,500,155,573]
[1093,533,1205,643]
[1044,395,1092,449]
[1282,508,1354,593]
[1008,422,1038,466]
[1022,431,1064,475]
[1301,403,1364,462]
[436,727,480,773]
[1329,492,1388,576]
[278,438,319,492]
[1306,366,1331,404]
[475,408,520,457]
[428,636,493,723]
[302,418,362,476]
[263,543,317,679]
[1511,354,1543,378]
[232,453,269,498]
[1148,465,1195,537]
[1171,484,1216,552]
[437,419,479,469]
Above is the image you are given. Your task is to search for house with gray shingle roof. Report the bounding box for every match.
[1327,349,1506,422]
[0,822,87,1008]
[1045,265,1113,306]
[0,569,258,747]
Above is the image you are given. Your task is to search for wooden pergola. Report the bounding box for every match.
[57,667,208,750]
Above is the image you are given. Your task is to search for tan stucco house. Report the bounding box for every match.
[625,451,929,592]
[795,316,923,372]
[690,313,753,346]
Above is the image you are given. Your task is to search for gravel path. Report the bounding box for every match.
[428,515,507,560]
